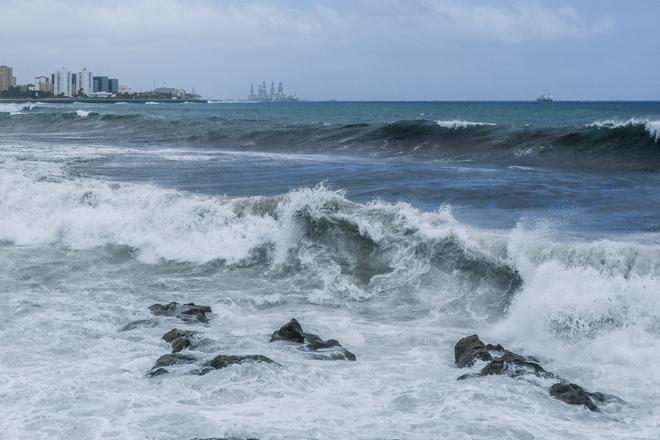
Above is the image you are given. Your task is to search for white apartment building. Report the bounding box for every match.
[54,68,72,97]
[75,68,93,96]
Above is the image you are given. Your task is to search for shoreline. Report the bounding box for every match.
[0,98,207,104]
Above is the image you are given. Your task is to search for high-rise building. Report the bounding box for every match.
[34,75,52,93]
[0,65,16,92]
[75,68,93,96]
[93,76,109,93]
[54,68,72,96]
[92,76,119,94]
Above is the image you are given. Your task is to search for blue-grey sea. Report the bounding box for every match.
[1,101,659,439]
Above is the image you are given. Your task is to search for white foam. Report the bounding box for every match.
[0,102,46,114]
[75,109,91,118]
[487,221,660,406]
[2,157,660,437]
[588,118,660,141]
[435,119,496,129]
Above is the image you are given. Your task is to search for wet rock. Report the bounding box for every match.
[152,353,196,369]
[270,318,357,361]
[304,333,341,350]
[455,335,492,368]
[179,304,212,323]
[590,391,624,404]
[149,302,180,316]
[304,332,356,361]
[549,383,599,411]
[454,335,620,413]
[206,354,278,371]
[311,350,357,361]
[162,328,199,343]
[270,318,305,343]
[162,328,200,353]
[119,319,159,331]
[171,337,191,353]
[149,302,212,323]
[480,351,550,379]
[191,438,258,440]
[147,367,169,377]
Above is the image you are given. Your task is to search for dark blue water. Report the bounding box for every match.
[3,101,660,439]
[9,100,648,235]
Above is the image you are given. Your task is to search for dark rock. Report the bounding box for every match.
[270,318,357,361]
[549,383,599,411]
[480,351,550,378]
[147,367,169,377]
[149,302,180,316]
[120,319,159,331]
[457,372,482,381]
[149,302,212,323]
[304,332,356,361]
[179,304,212,323]
[162,328,199,343]
[171,337,192,353]
[152,353,196,369]
[191,438,259,440]
[589,391,624,404]
[311,350,357,361]
[162,328,200,353]
[455,335,492,368]
[304,333,341,350]
[206,354,278,370]
[455,335,620,412]
[190,367,216,376]
[270,318,305,343]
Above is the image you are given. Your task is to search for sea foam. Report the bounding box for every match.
[589,118,660,141]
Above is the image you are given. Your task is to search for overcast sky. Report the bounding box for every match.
[1,0,658,100]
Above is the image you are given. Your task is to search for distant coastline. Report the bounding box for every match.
[0,98,207,104]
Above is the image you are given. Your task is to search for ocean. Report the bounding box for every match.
[1,100,659,439]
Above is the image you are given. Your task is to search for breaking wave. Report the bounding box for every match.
[1,107,659,170]
[2,159,659,313]
[2,157,660,394]
[435,119,497,129]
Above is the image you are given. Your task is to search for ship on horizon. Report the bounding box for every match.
[248,81,298,102]
[536,93,553,102]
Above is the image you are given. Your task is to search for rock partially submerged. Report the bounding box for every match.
[147,353,196,377]
[193,354,279,376]
[270,318,305,343]
[152,353,196,369]
[549,383,600,411]
[191,438,258,440]
[149,302,212,323]
[147,367,169,378]
[162,328,201,353]
[479,351,550,379]
[454,335,620,412]
[119,319,159,331]
[549,382,622,412]
[454,334,492,368]
[270,318,356,361]
[455,335,550,380]
[208,354,278,369]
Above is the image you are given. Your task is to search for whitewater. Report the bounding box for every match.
[1,101,660,439]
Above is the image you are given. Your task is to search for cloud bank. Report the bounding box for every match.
[0,0,612,48]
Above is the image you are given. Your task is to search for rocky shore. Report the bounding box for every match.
[454,334,623,412]
[119,304,623,439]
